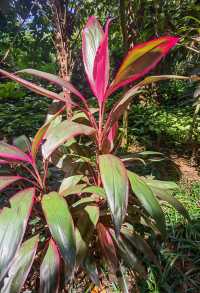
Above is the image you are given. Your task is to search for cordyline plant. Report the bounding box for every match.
[0,16,198,292]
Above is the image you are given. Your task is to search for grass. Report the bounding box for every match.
[139,181,200,293]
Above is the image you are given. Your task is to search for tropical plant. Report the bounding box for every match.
[0,16,196,292]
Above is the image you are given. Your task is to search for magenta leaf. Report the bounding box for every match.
[0,142,32,163]
[93,19,111,104]
[82,16,110,105]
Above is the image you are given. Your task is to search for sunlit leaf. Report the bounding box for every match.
[60,184,86,197]
[107,36,179,96]
[82,16,104,98]
[82,186,106,198]
[72,197,96,209]
[99,154,129,236]
[42,120,96,159]
[59,175,84,193]
[31,107,65,159]
[93,19,110,104]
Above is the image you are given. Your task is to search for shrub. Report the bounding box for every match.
[0,16,195,291]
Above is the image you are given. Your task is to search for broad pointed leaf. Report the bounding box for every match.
[0,188,35,281]
[99,154,129,236]
[31,107,64,159]
[13,135,31,153]
[18,69,87,105]
[107,36,179,96]
[97,223,119,272]
[1,236,38,293]
[121,226,158,266]
[128,171,166,235]
[0,142,32,163]
[42,120,96,159]
[76,205,99,266]
[40,239,60,293]
[83,186,106,198]
[41,192,76,273]
[60,184,86,197]
[59,175,84,193]
[93,19,110,104]
[145,179,190,220]
[72,197,96,209]
[0,69,65,103]
[110,229,145,275]
[82,16,104,98]
[0,176,22,192]
[105,74,200,132]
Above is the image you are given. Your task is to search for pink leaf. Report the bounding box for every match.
[82,16,110,105]
[93,19,111,104]
[0,142,32,163]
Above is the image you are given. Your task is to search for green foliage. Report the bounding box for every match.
[139,182,200,293]
[0,14,191,291]
[129,103,200,147]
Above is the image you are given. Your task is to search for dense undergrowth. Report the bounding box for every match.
[140,182,200,293]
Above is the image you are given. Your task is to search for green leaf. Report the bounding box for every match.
[1,235,38,293]
[128,171,166,236]
[59,175,84,193]
[41,192,76,274]
[76,205,99,266]
[72,197,96,209]
[110,229,145,275]
[0,176,22,192]
[144,179,178,190]
[60,184,86,197]
[145,180,190,220]
[121,226,159,266]
[99,155,129,236]
[13,135,31,153]
[82,186,106,198]
[40,239,60,293]
[31,107,64,159]
[42,120,96,159]
[0,188,35,281]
